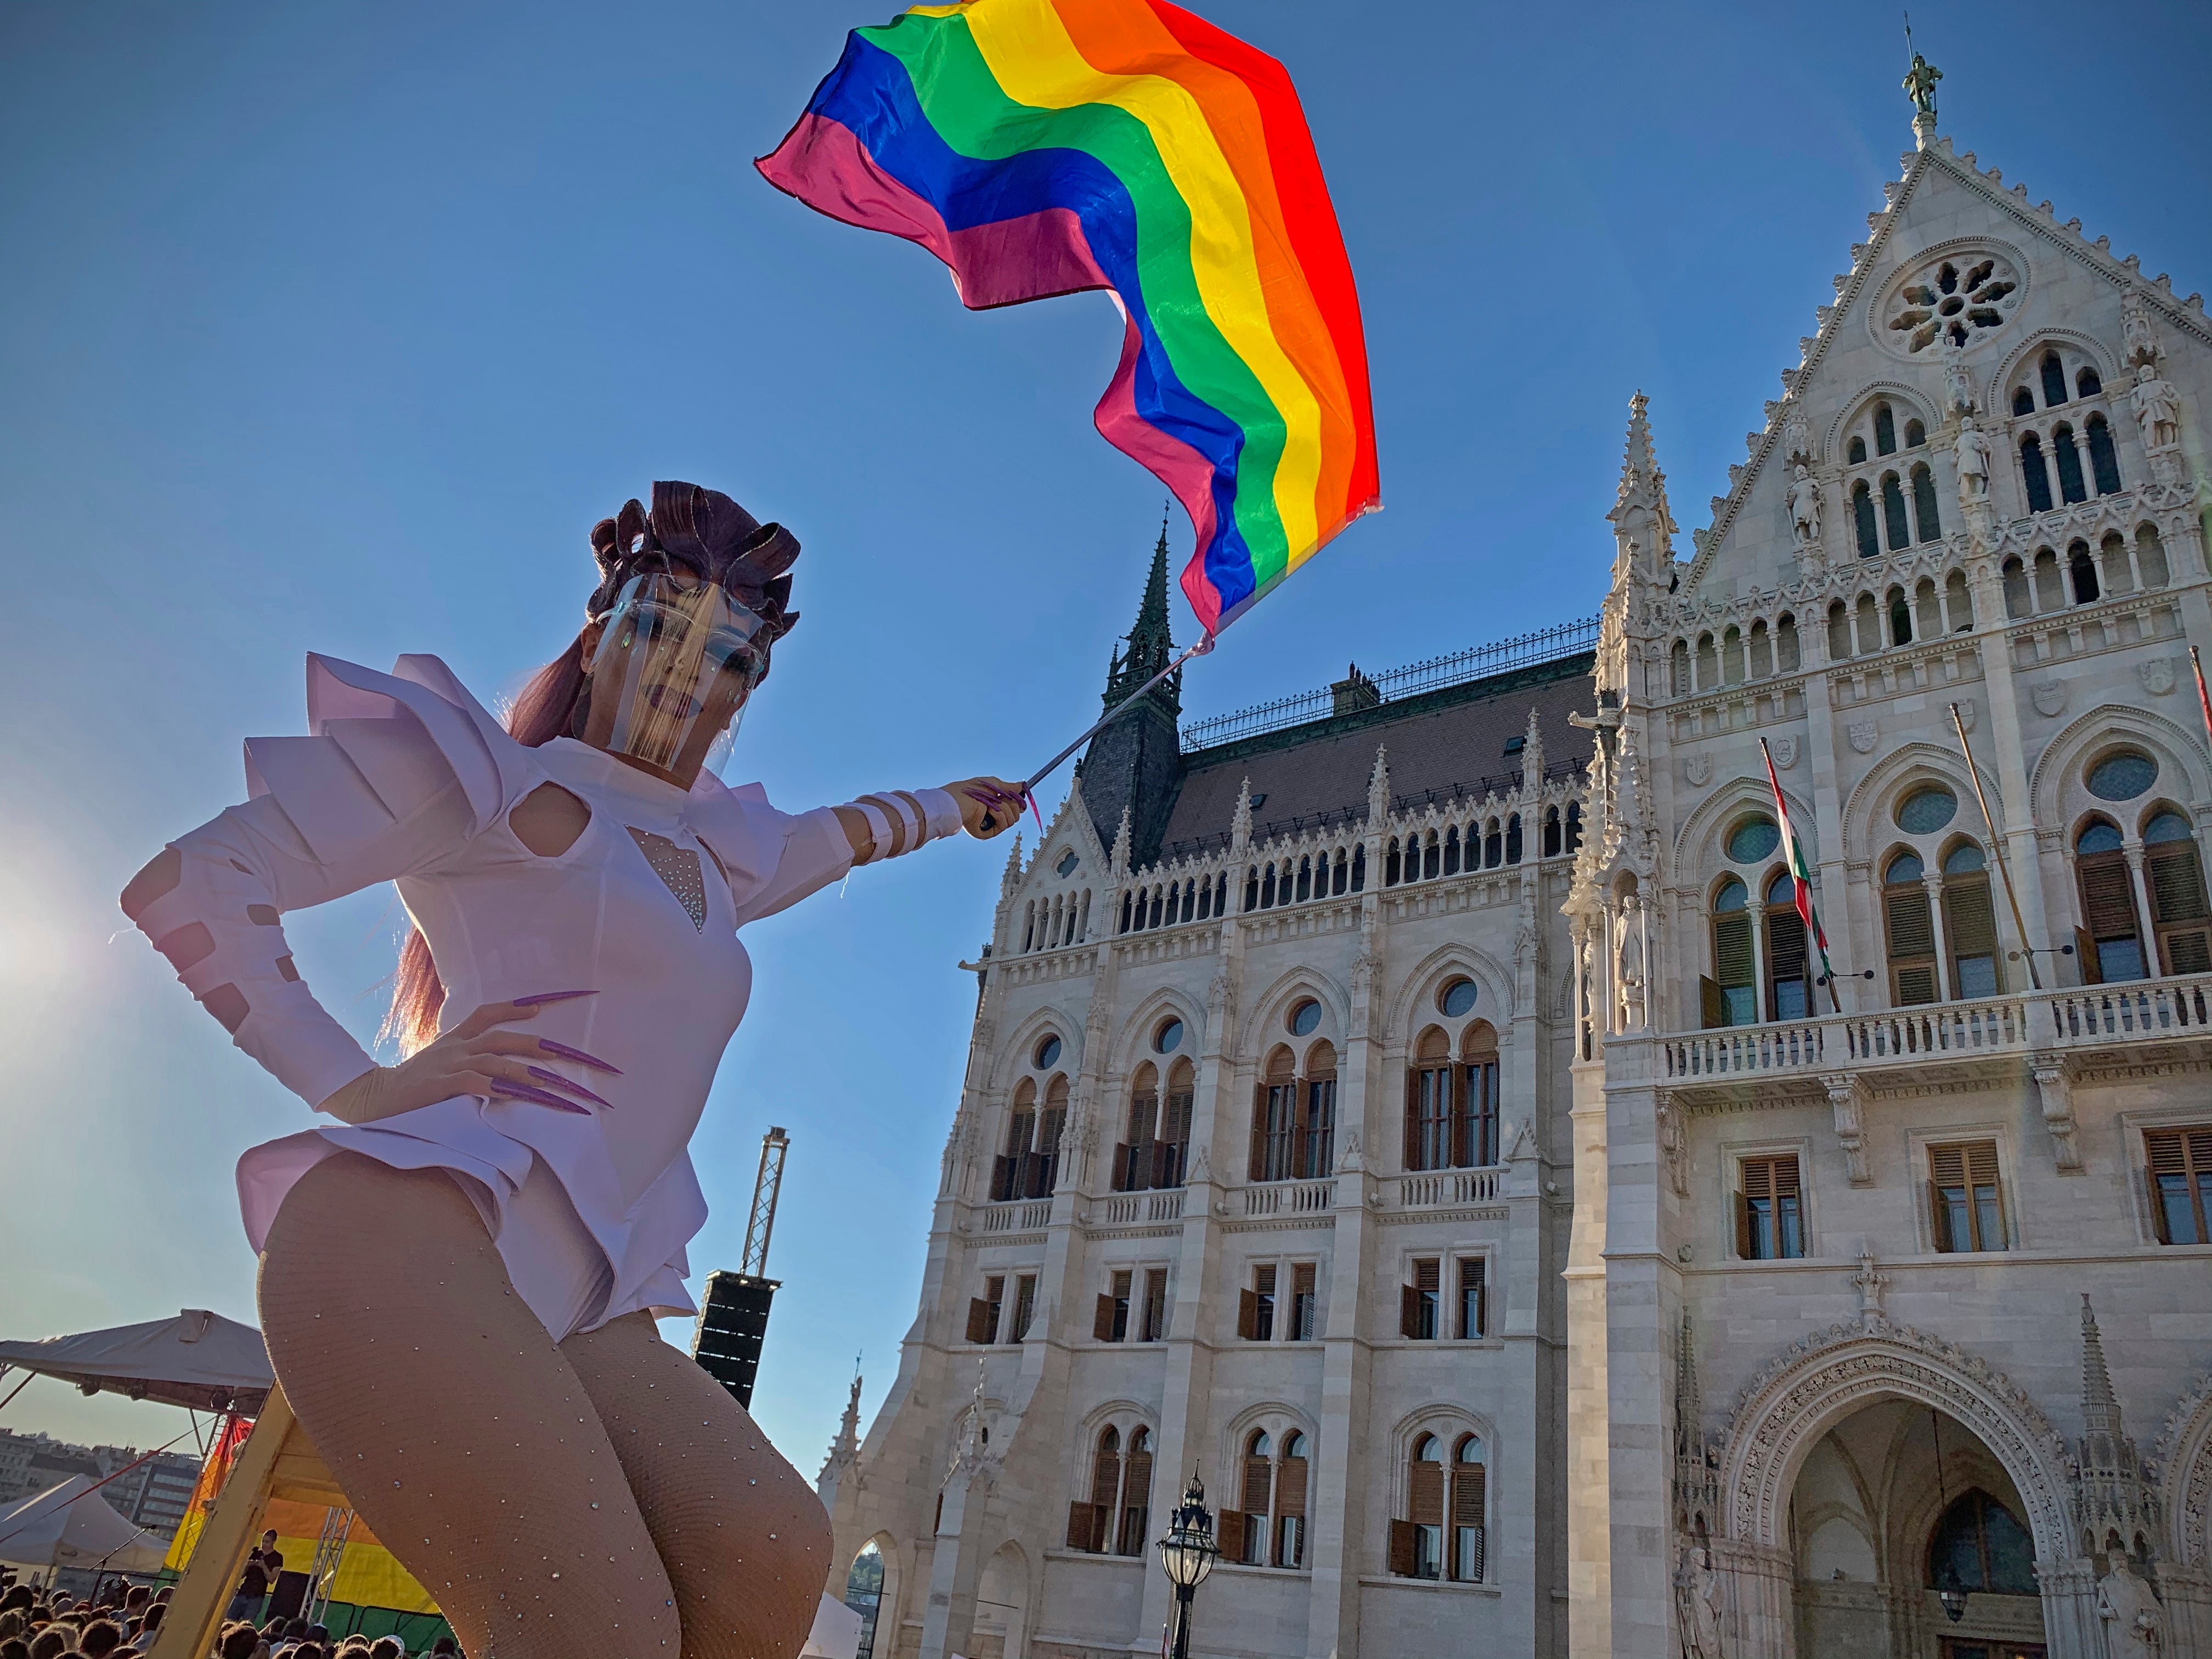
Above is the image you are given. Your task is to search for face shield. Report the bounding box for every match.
[582,572,771,780]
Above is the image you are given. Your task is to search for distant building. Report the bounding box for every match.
[0,1429,201,1539]
[820,60,2212,1659]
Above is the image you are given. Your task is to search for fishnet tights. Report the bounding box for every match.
[258,1154,825,1659]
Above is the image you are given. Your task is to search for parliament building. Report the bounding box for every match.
[812,65,2212,1659]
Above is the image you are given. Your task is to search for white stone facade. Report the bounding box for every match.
[821,89,2212,1659]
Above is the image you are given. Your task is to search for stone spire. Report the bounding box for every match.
[1521,710,1544,795]
[1673,1310,1718,1536]
[1000,832,1024,898]
[1079,518,1186,868]
[1609,392,1678,585]
[1110,805,1132,876]
[2074,1294,2160,1561]
[1231,777,1254,854]
[816,1366,865,1505]
[1367,747,1390,825]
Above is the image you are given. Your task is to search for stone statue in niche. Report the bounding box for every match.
[2134,364,2181,450]
[1784,406,1811,464]
[1786,465,1822,546]
[2099,1560,2165,1658]
[1942,338,1976,415]
[1954,418,1991,499]
[1674,1544,1726,1659]
[2123,290,2160,368]
[1616,893,1646,1029]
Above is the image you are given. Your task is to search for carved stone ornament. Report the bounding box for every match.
[1771,735,1801,770]
[2138,657,2178,697]
[1848,721,1878,755]
[2032,680,2068,719]
[1684,755,1714,788]
[1953,699,1977,733]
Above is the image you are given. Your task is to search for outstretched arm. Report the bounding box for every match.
[830,777,1026,864]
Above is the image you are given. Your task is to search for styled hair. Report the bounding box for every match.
[382,630,589,1057]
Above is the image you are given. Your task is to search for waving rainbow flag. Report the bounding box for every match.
[758,0,1380,635]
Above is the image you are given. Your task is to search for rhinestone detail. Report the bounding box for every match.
[627,827,707,930]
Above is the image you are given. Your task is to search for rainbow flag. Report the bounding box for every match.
[758,0,1380,635]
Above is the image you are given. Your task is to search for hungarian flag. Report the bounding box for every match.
[1759,737,1839,1009]
[2193,646,2212,746]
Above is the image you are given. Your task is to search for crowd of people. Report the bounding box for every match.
[0,1566,456,1659]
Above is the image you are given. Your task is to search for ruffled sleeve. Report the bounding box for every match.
[687,778,854,928]
[127,654,534,1108]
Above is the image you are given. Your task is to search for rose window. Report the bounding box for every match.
[1883,252,2021,353]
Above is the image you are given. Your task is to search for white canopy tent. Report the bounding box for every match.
[0,1476,169,1577]
[0,1308,272,1414]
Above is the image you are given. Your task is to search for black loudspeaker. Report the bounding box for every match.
[267,1569,311,1622]
[689,1270,780,1410]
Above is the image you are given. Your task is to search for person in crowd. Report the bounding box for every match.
[217,1622,261,1659]
[0,1635,27,1659]
[26,1629,65,1659]
[364,1638,400,1659]
[121,480,1022,1659]
[72,1620,122,1659]
[227,1532,283,1624]
[427,1638,455,1657]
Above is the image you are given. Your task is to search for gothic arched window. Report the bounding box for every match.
[2138,526,2171,588]
[1115,1426,1155,1555]
[1457,1023,1500,1169]
[1451,1435,1487,1583]
[1119,1062,1160,1193]
[1881,473,1911,551]
[2145,809,2212,975]
[1904,417,1926,448]
[2086,414,2121,495]
[1237,1430,1274,1565]
[2069,542,2100,605]
[1565,802,1583,853]
[995,1077,1037,1201]
[1251,1046,1298,1183]
[2040,350,2068,409]
[1940,842,2000,998]
[1927,1490,2036,1597]
[1275,1432,1309,1568]
[1852,482,1880,559]
[1543,806,1561,858]
[1763,871,1810,1020]
[1707,878,1753,1027]
[1073,1425,1120,1553]
[1875,403,1898,456]
[1911,462,1941,543]
[1483,819,1503,869]
[2012,385,2035,417]
[1396,1434,1446,1579]
[1671,639,1691,697]
[2019,433,2054,514]
[1505,815,1523,865]
[1302,1043,1339,1178]
[2053,423,2088,504]
[1405,1026,1453,1172]
[1847,434,1867,465]
[2078,364,2103,397]
[2076,817,2144,984]
[1883,851,1938,1007]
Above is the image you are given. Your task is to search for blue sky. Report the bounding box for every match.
[3,0,2207,1481]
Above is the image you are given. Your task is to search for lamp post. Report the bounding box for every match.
[1155,1469,1220,1659]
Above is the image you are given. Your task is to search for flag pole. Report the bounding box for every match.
[1948,701,2042,991]
[2191,645,2212,746]
[1757,736,1842,1012]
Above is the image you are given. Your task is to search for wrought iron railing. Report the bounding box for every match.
[1180,616,1599,750]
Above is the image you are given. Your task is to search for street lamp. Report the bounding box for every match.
[1156,1469,1220,1659]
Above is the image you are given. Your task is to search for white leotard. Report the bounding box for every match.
[136,653,858,1341]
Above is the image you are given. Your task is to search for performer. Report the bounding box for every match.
[122,482,1023,1659]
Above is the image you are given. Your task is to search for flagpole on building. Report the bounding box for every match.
[1947,701,2042,991]
[1756,737,1843,1013]
[2190,646,2212,745]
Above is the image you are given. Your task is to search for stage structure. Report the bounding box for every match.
[689,1126,789,1411]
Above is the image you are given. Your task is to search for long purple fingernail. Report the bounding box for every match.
[537,1038,622,1075]
[514,990,598,1007]
[489,1081,591,1114]
[528,1066,614,1110]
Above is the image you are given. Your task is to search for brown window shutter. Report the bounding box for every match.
[2151,843,2210,922]
[2164,926,2212,976]
[1734,1192,1753,1260]
[1293,1261,1316,1295]
[1928,1180,1954,1251]
[1452,1463,1485,1532]
[1242,1454,1272,1520]
[1404,1070,1421,1171]
[1742,1158,1773,1201]
[1409,1459,1444,1526]
[1401,1283,1421,1339]
[1111,1142,1132,1193]
[1963,1141,1999,1185]
[2146,1164,2173,1245]
[2147,1128,2186,1174]
[1067,1501,1099,1552]
[1415,1257,1441,1293]
[1276,1455,1308,1519]
[1947,878,1999,960]
[1885,884,1937,958]
[1389,1518,1419,1577]
[1143,1268,1168,1341]
[1892,962,1938,1006]
[1773,1154,1802,1197]
[1700,974,1729,1029]
[2080,856,2140,939]
[1767,906,1809,989]
[2076,926,2102,983]
[1238,1288,1258,1341]
[1255,1263,1277,1296]
[1217,1510,1245,1560]
[1122,1450,1153,1517]
[1713,911,1753,989]
[1929,1144,1967,1187]
[1094,1294,1115,1343]
[966,1298,991,1345]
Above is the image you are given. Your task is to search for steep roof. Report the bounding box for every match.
[1153,653,1595,857]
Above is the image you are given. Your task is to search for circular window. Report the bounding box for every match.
[1288,998,1321,1037]
[2087,751,2158,802]
[1876,247,2024,357]
[1438,978,1479,1018]
[1154,1018,1183,1054]
[1896,786,1958,834]
[1034,1035,1062,1070]
[1727,816,1780,864]
[1055,850,1079,878]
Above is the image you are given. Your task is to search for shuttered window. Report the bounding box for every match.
[1011,1274,1036,1342]
[1886,875,1939,1007]
[1402,1257,1442,1340]
[1457,1258,1487,1339]
[966,1275,1003,1345]
[1240,1440,1274,1565]
[1765,901,1810,1020]
[1140,1268,1168,1342]
[1290,1262,1318,1341]
[1302,1066,1338,1179]
[1712,909,1754,1025]
[1240,1263,1277,1342]
[1406,1027,1454,1171]
[1944,874,2001,999]
[1735,1155,1804,1260]
[1116,1434,1153,1556]
[1069,1429,1119,1552]
[1274,1438,1308,1568]
[1403,1437,1444,1579]
[2148,833,2212,975]
[1251,1048,1297,1183]
[1455,1056,1500,1168]
[1450,1439,1486,1583]
[1096,1269,1132,1342]
[1929,1141,2006,1252]
[2145,1126,2212,1245]
[2078,845,2147,984]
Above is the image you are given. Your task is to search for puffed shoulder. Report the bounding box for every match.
[242,653,537,864]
